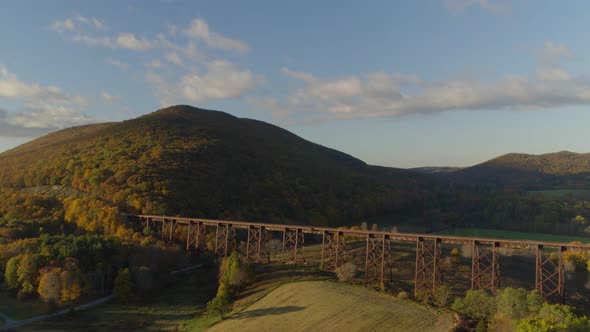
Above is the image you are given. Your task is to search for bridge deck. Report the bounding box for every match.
[137,214,589,250]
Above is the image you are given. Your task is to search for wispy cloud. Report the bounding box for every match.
[184,18,249,53]
[0,65,93,137]
[251,41,590,125]
[104,58,129,70]
[100,91,120,104]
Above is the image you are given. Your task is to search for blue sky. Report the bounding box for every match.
[2,0,590,167]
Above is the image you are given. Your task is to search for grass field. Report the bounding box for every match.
[437,228,590,243]
[208,281,454,332]
[528,189,590,200]
[0,293,51,320]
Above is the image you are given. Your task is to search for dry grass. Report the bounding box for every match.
[208,281,454,332]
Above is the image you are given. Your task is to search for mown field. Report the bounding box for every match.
[0,293,51,320]
[208,281,454,332]
[437,227,590,243]
[528,189,590,200]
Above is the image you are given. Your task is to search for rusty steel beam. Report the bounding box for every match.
[535,245,565,301]
[215,223,236,257]
[186,221,207,252]
[161,218,176,241]
[415,237,442,296]
[137,214,590,251]
[321,230,346,271]
[471,241,500,293]
[246,225,270,262]
[282,227,305,264]
[365,234,392,285]
[141,216,152,230]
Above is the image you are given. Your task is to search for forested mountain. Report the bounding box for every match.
[451,151,590,190]
[0,105,442,228]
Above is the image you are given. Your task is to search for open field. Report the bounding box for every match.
[436,228,590,243]
[0,293,51,320]
[528,189,590,200]
[208,281,454,332]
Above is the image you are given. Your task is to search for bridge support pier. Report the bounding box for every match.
[321,231,346,271]
[414,237,442,297]
[186,221,207,252]
[365,234,392,285]
[161,218,176,241]
[247,225,269,262]
[471,241,500,293]
[282,228,305,264]
[141,216,152,231]
[535,245,565,301]
[215,223,236,257]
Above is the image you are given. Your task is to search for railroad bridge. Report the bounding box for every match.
[137,214,589,301]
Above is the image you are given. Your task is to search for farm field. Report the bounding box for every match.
[528,189,590,200]
[436,228,590,244]
[207,281,455,332]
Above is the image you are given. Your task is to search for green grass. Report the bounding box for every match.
[0,293,51,320]
[437,228,590,243]
[0,316,5,325]
[528,189,590,200]
[208,281,454,332]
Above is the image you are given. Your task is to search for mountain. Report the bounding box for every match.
[452,151,590,189]
[0,105,440,227]
[410,166,462,174]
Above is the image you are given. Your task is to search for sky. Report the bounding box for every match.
[2,0,590,168]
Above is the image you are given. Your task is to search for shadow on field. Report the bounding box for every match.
[231,305,305,319]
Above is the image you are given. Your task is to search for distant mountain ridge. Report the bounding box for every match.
[452,151,590,189]
[410,166,462,174]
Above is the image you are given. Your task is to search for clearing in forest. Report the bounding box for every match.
[207,281,454,332]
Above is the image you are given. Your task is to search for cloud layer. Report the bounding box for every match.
[0,66,93,137]
[250,41,590,124]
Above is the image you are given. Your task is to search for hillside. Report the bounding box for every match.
[452,151,590,190]
[207,281,454,332]
[0,105,439,227]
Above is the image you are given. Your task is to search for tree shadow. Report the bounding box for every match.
[230,305,305,319]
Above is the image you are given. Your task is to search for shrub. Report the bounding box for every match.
[515,303,590,332]
[335,262,357,282]
[397,291,409,300]
[207,290,231,318]
[433,284,452,308]
[113,268,135,301]
[451,289,495,320]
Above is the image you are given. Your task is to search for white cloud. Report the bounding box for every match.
[538,41,572,66]
[74,14,105,29]
[257,45,590,124]
[146,60,263,104]
[50,18,75,32]
[179,60,262,102]
[165,52,183,66]
[100,91,120,104]
[0,66,92,137]
[104,58,129,70]
[7,103,93,129]
[184,18,249,53]
[0,65,86,105]
[116,33,152,51]
[145,59,164,69]
[72,34,113,47]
